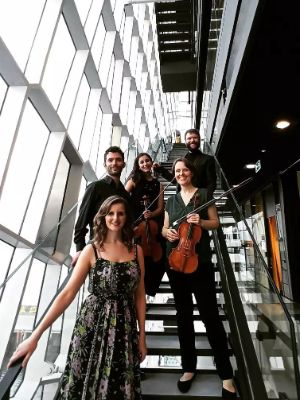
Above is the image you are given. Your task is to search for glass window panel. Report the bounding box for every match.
[91,16,106,70]
[21,134,66,243]
[143,21,150,50]
[0,1,46,70]
[129,36,139,77]
[111,60,123,112]
[96,113,112,177]
[127,91,137,135]
[58,51,88,127]
[84,0,105,45]
[119,77,131,124]
[35,153,70,251]
[68,75,90,148]
[0,241,14,296]
[89,107,103,170]
[106,56,115,98]
[15,259,46,332]
[135,54,143,91]
[133,108,142,139]
[110,0,116,11]
[74,0,93,26]
[79,89,101,161]
[114,2,125,31]
[0,75,8,115]
[0,101,49,234]
[119,12,126,41]
[42,16,76,109]
[122,17,133,60]
[45,264,68,363]
[98,33,115,85]
[0,86,27,194]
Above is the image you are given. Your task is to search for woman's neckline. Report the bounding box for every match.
[179,188,198,206]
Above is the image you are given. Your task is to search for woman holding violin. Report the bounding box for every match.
[126,153,165,297]
[162,158,236,398]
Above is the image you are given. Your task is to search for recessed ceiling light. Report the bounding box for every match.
[244,163,256,169]
[261,149,266,153]
[275,120,290,129]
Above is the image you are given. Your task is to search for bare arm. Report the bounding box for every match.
[134,245,147,362]
[125,178,135,193]
[8,245,94,367]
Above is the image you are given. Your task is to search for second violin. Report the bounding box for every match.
[135,195,163,262]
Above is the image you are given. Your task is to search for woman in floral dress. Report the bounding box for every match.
[8,195,146,399]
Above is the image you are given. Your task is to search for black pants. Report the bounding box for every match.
[144,255,166,296]
[167,262,233,380]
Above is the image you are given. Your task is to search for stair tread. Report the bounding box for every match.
[141,372,233,398]
[146,334,233,356]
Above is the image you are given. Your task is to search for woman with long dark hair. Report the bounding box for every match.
[8,195,146,399]
[126,153,165,297]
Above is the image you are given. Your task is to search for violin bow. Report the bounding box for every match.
[171,177,253,228]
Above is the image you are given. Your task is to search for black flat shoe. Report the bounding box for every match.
[222,387,237,398]
[177,373,196,393]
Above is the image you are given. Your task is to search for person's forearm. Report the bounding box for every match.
[200,219,219,230]
[31,290,76,341]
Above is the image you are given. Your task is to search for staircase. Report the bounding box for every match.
[141,143,238,399]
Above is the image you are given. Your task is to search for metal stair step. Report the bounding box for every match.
[146,333,233,356]
[146,305,227,321]
[141,370,234,399]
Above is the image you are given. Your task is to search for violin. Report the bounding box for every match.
[135,195,163,263]
[168,193,202,273]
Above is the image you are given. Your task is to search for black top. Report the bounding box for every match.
[130,178,161,222]
[157,150,216,199]
[165,188,212,263]
[74,175,131,251]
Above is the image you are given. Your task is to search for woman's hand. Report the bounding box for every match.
[143,210,152,220]
[186,213,201,225]
[8,336,38,368]
[165,228,179,242]
[138,334,147,362]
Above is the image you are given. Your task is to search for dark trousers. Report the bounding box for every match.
[167,262,233,380]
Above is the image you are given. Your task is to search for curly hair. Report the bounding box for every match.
[93,195,134,251]
[127,152,153,185]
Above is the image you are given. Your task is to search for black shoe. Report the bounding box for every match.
[222,387,237,398]
[177,373,196,393]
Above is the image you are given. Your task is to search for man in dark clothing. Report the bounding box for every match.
[154,129,216,198]
[72,146,131,266]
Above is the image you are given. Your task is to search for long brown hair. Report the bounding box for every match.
[93,195,134,251]
[126,152,153,185]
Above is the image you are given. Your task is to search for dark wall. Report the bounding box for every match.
[281,168,300,303]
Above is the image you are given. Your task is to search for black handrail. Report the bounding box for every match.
[0,268,73,399]
[213,227,269,400]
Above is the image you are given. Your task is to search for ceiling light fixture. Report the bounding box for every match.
[244,164,256,170]
[275,120,290,129]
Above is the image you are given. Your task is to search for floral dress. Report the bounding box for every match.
[59,244,142,399]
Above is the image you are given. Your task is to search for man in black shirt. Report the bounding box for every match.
[154,128,216,198]
[72,146,131,266]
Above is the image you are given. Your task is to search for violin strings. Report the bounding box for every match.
[133,176,177,225]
